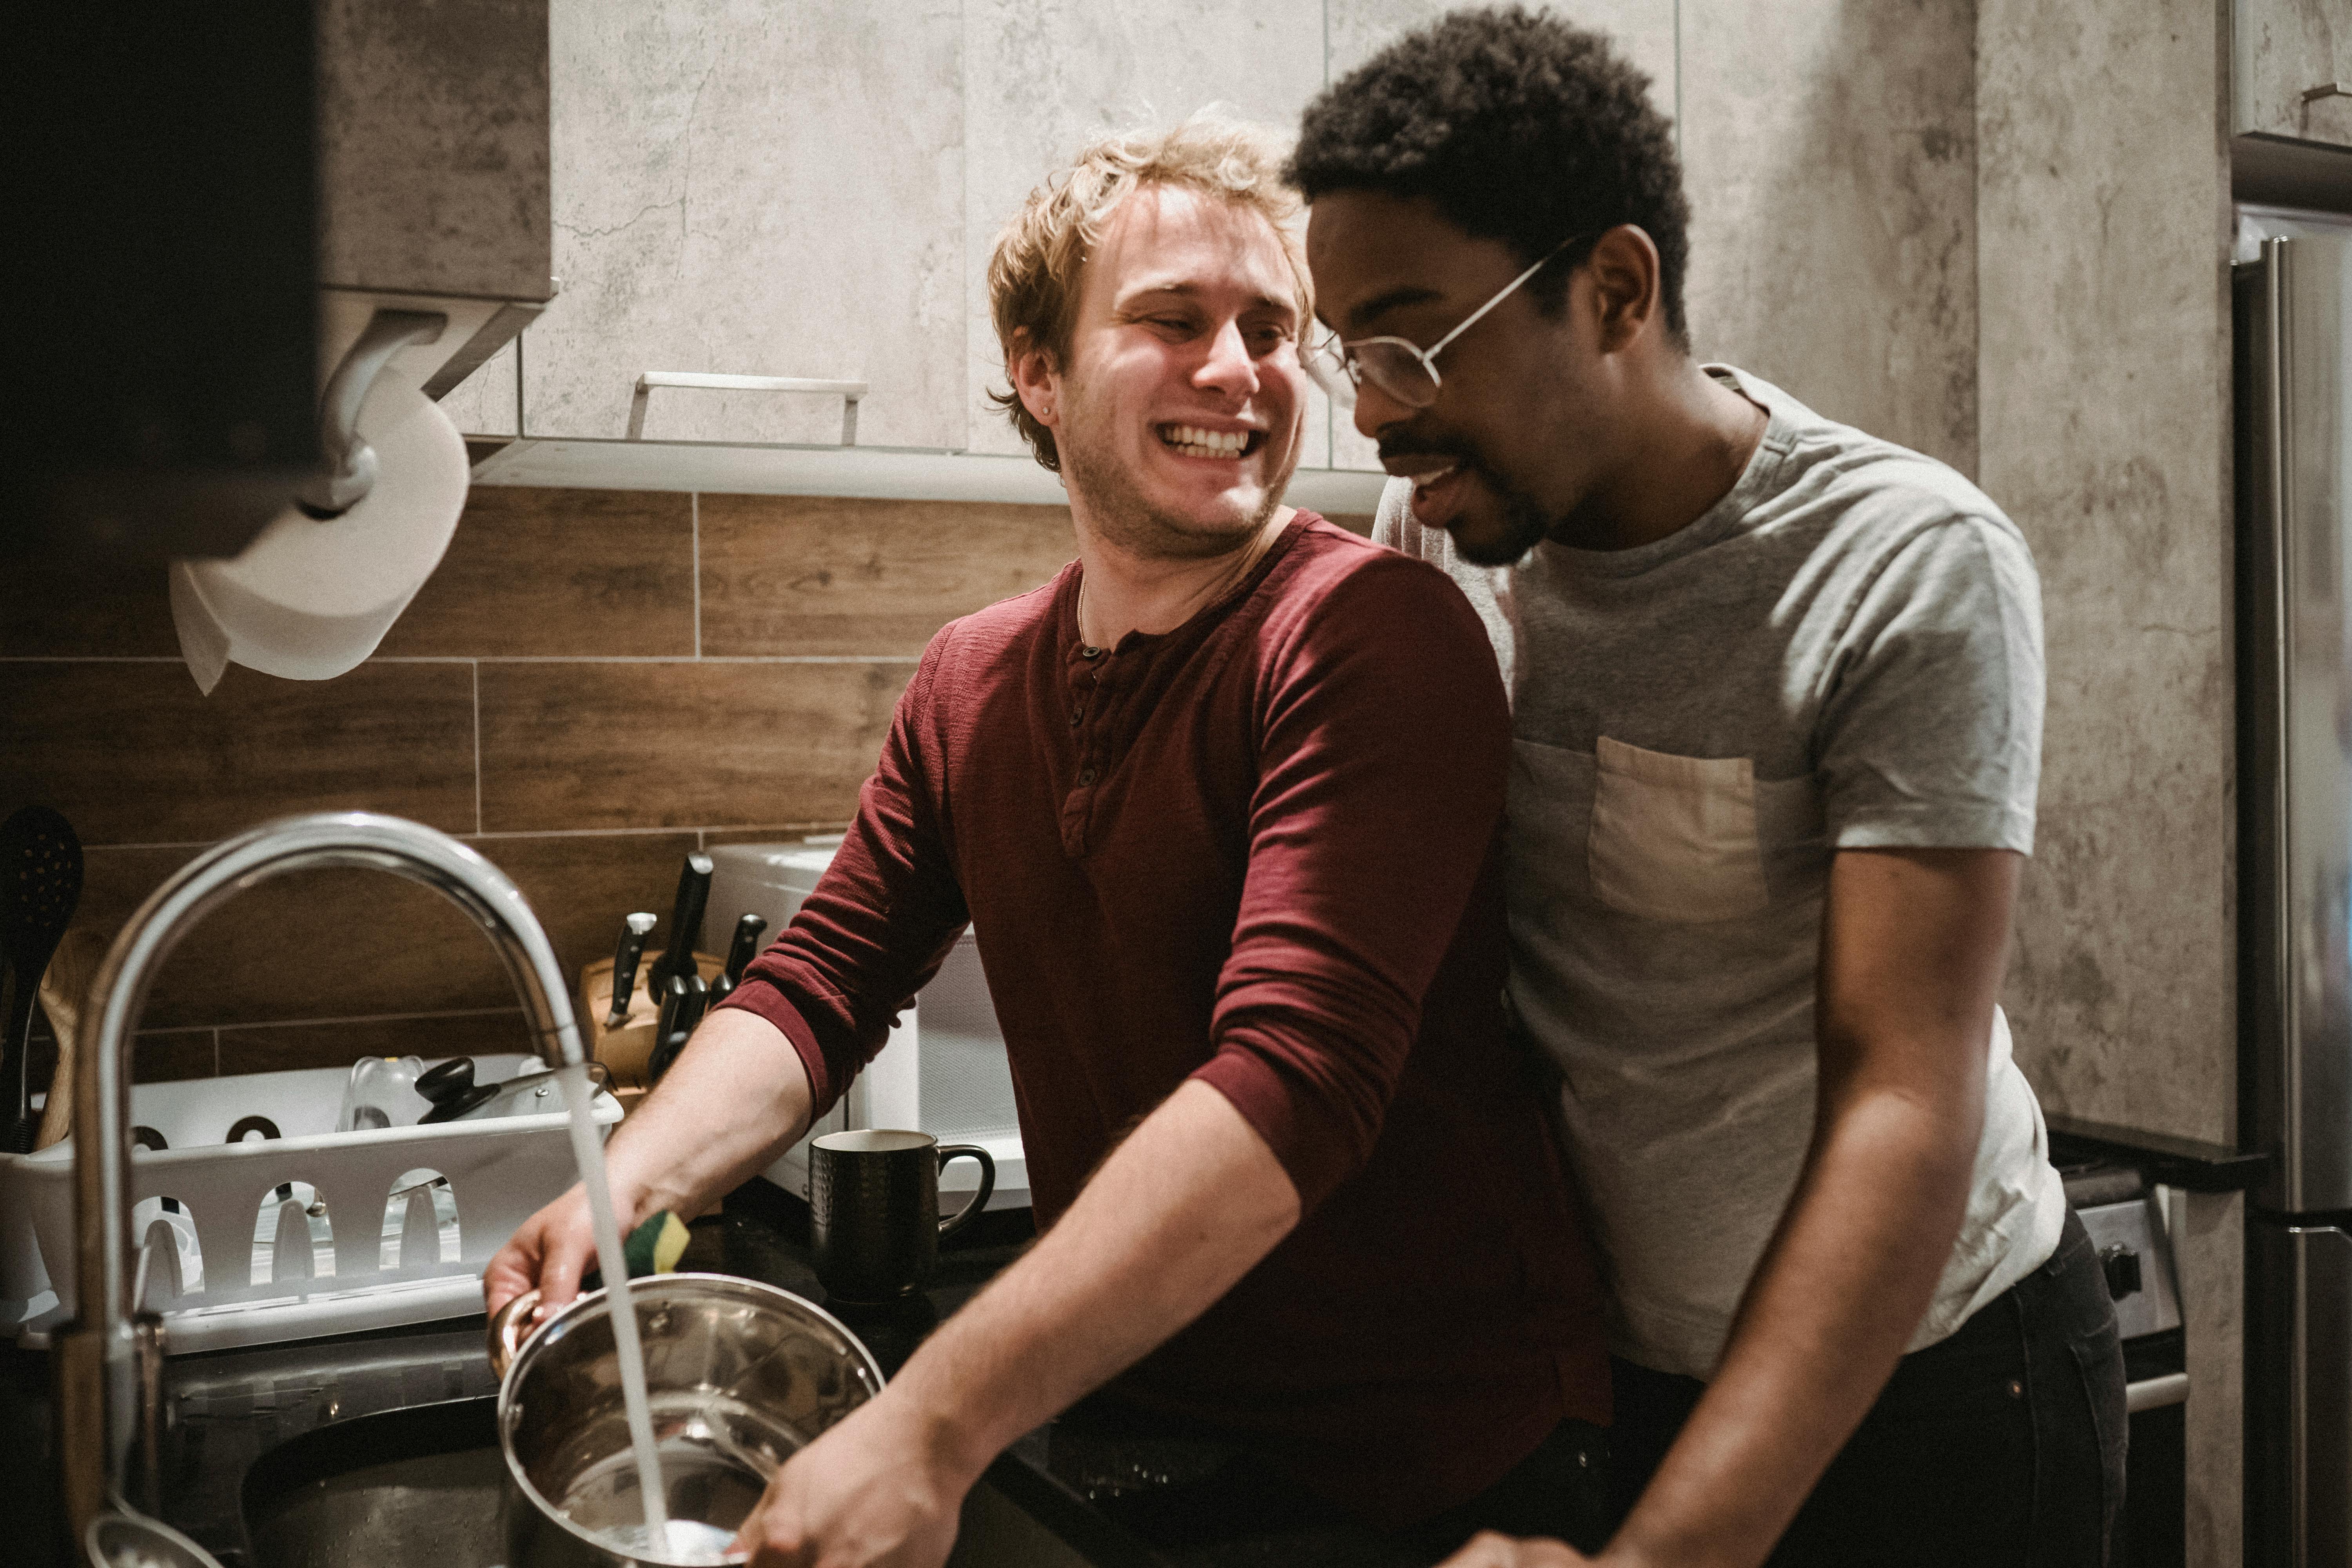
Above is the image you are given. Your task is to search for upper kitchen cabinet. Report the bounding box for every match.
[446,0,1962,485]
[319,0,554,400]
[504,4,968,452]
[319,0,552,300]
[2235,0,2352,148]
[460,0,1680,468]
[14,1,558,561]
[961,0,1330,463]
[11,7,319,561]
[494,2,1337,459]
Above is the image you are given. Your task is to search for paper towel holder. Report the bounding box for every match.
[297,309,448,519]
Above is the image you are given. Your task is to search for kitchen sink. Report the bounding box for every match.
[240,1399,507,1568]
[236,1396,1123,1568]
[154,1198,1150,1568]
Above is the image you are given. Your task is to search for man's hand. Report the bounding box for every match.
[732,1394,973,1568]
[479,1008,816,1319]
[727,1080,1297,1568]
[1438,1533,1592,1567]
[482,1181,610,1320]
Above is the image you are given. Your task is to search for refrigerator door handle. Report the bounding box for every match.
[2125,1372,2188,1414]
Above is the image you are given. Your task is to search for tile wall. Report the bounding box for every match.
[0,486,1080,1088]
[1980,0,2237,1151]
[1976,4,2240,1559]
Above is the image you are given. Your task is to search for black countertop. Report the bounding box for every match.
[2043,1114,2269,1194]
[7,1180,1431,1568]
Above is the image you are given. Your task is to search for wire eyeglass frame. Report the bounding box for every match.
[1305,231,1598,412]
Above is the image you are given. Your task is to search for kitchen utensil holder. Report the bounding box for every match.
[579,949,721,1089]
[0,1055,620,1353]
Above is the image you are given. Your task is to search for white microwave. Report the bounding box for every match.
[705,839,1028,1212]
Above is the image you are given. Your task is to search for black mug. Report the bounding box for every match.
[808,1130,996,1303]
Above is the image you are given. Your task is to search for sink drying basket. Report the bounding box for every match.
[0,1056,620,1352]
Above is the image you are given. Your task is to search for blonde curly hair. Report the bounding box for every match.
[985,115,1313,474]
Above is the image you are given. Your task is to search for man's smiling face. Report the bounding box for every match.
[1306,191,1614,566]
[1046,182,1308,561]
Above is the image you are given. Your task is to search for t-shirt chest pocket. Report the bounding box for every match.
[1586,735,1770,922]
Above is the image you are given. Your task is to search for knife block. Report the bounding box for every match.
[579,950,724,1092]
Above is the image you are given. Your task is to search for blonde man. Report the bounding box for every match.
[488,119,1610,1567]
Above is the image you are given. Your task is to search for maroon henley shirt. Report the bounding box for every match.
[720,514,1608,1528]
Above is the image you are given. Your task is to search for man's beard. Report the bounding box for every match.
[1449,470,1556,566]
[1060,421,1285,562]
[1385,436,1557,567]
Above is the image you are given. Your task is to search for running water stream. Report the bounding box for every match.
[557,1061,677,1553]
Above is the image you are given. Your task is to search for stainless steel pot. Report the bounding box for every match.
[486,1273,885,1567]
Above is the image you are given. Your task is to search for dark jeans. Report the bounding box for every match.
[1610,1209,2127,1567]
[1400,1417,1613,1559]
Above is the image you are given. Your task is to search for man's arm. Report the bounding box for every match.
[735,1078,1301,1567]
[486,636,969,1322]
[483,1007,817,1318]
[1445,844,2020,1568]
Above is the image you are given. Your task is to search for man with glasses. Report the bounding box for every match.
[1292,10,2123,1568]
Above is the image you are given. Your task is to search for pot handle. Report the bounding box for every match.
[486,1288,543,1380]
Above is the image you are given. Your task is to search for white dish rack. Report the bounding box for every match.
[0,1055,620,1353]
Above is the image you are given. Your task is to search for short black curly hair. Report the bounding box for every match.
[1289,6,1691,343]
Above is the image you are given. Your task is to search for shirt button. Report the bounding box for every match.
[1069,708,1083,728]
[1078,768,1098,786]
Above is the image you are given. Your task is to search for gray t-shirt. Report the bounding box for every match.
[1376,365,2067,1379]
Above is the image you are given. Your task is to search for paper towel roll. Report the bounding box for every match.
[172,377,468,694]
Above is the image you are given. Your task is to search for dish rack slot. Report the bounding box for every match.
[382,1168,460,1271]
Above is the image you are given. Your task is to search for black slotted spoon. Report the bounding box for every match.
[1,806,83,1155]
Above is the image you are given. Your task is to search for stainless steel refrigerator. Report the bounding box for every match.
[2239,219,2352,1568]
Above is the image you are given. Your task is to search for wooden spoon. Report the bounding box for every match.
[0,807,83,1155]
[34,928,107,1150]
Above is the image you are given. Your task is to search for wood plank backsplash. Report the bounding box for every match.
[0,485,1077,1085]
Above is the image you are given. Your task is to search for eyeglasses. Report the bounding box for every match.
[1305,232,1596,411]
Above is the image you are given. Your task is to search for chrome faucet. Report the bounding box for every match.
[54,812,586,1547]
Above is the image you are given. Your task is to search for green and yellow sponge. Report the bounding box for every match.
[622,1210,690,1279]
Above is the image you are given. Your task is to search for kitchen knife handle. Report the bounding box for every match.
[648,972,706,1085]
[650,853,714,994]
[649,972,689,1073]
[709,913,769,1005]
[677,971,710,1035]
[724,913,769,981]
[606,912,658,1025]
